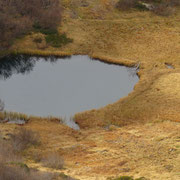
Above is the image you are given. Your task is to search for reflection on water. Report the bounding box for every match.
[0,55,36,80]
[0,55,138,129]
[0,55,65,80]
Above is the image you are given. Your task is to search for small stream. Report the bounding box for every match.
[0,55,138,129]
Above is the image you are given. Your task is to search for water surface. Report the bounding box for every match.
[0,55,138,128]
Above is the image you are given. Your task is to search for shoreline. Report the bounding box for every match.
[0,52,140,129]
[9,49,137,67]
[1,4,180,128]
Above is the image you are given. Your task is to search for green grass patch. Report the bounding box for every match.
[33,23,73,48]
[45,33,73,48]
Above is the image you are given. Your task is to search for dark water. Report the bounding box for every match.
[0,55,138,129]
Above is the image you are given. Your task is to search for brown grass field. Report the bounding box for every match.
[12,0,180,127]
[1,0,180,179]
[0,118,180,179]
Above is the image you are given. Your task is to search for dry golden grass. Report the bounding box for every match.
[12,1,180,66]
[1,118,179,180]
[1,3,179,178]
[10,0,180,127]
[0,111,62,124]
[74,69,180,128]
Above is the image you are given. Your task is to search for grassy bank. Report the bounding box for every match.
[12,2,180,68]
[0,1,180,179]
[0,111,62,124]
[5,0,180,128]
[0,117,179,179]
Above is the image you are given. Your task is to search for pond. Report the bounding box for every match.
[0,55,138,129]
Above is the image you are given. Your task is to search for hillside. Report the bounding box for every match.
[12,0,180,127]
[1,0,180,179]
[0,118,180,179]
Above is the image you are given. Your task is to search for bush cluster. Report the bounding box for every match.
[0,128,76,180]
[41,152,64,169]
[33,24,73,48]
[0,130,52,180]
[10,128,40,151]
[45,33,73,48]
[0,0,62,50]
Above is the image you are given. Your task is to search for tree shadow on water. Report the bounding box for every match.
[0,55,37,80]
[0,55,68,80]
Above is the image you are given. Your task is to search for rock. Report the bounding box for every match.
[139,2,155,11]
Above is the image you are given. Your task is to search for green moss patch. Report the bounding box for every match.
[45,33,73,48]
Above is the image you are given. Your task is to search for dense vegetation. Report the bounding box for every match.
[0,127,76,180]
[0,0,62,51]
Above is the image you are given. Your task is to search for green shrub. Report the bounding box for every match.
[45,33,73,48]
[33,23,73,48]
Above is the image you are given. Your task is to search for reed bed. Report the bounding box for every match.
[9,49,138,67]
[0,111,29,122]
[90,54,137,67]
[0,111,62,124]
[11,49,73,58]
